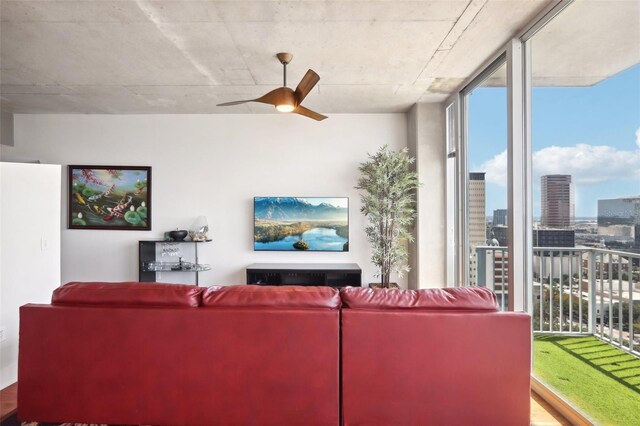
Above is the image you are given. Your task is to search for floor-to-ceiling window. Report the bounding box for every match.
[526,1,640,423]
[462,60,509,308]
[450,0,640,422]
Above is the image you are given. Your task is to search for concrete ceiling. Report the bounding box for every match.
[0,0,635,114]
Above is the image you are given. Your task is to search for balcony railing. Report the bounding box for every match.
[475,246,640,356]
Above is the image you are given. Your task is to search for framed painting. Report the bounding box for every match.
[68,165,151,230]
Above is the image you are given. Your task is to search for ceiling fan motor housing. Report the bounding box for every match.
[276,87,297,108]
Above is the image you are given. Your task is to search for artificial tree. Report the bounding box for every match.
[356,145,421,288]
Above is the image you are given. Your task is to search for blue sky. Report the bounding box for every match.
[468,64,640,218]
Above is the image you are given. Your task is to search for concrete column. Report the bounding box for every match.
[407,103,446,289]
[1,112,14,147]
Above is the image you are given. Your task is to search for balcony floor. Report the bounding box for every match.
[534,334,640,425]
[531,391,572,425]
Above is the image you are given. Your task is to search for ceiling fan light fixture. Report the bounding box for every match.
[276,103,295,113]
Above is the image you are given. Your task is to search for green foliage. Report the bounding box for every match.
[534,285,590,332]
[134,179,147,190]
[333,225,349,239]
[72,182,85,194]
[534,335,640,426]
[254,220,347,243]
[124,210,141,225]
[255,220,313,242]
[534,283,640,335]
[81,188,97,197]
[136,205,148,219]
[355,145,421,287]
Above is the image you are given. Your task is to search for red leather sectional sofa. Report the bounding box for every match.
[19,282,531,425]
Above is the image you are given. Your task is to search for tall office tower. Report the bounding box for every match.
[469,172,486,285]
[541,175,574,228]
[493,209,508,226]
[469,172,487,246]
[597,196,640,236]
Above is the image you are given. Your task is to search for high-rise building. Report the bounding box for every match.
[541,175,574,228]
[533,229,575,248]
[469,172,487,247]
[469,172,486,285]
[597,196,640,236]
[493,209,508,226]
[492,225,509,246]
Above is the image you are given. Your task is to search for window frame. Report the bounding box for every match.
[445,0,576,312]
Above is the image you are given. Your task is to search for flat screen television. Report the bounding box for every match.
[254,197,349,252]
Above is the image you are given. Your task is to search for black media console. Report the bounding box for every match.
[246,263,362,288]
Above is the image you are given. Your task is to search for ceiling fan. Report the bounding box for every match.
[217,53,327,121]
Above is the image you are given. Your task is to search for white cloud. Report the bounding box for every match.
[636,127,640,149]
[477,150,508,185]
[479,143,640,186]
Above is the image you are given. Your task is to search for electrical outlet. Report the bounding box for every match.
[0,327,6,343]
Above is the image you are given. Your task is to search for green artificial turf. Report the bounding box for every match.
[534,335,640,426]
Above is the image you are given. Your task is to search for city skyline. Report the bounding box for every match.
[468,64,639,217]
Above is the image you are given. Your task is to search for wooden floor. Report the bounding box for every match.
[0,383,18,422]
[531,391,574,426]
[2,383,570,425]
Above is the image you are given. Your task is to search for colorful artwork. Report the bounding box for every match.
[68,166,151,230]
[254,197,349,251]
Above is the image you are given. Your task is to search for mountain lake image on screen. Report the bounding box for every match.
[254,197,349,251]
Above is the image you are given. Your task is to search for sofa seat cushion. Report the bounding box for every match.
[52,282,203,307]
[340,286,498,311]
[202,285,341,309]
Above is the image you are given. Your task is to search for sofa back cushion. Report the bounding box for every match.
[52,282,203,307]
[340,286,498,311]
[202,285,341,309]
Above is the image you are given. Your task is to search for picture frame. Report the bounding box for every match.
[68,165,152,230]
[253,197,349,252]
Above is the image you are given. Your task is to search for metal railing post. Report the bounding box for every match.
[630,258,635,353]
[539,250,544,332]
[550,251,554,332]
[500,248,506,311]
[588,250,596,335]
[476,247,487,288]
[569,251,573,333]
[578,251,583,333]
[618,255,623,348]
[608,257,613,342]
[559,252,564,332]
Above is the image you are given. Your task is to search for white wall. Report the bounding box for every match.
[0,163,61,389]
[1,114,408,287]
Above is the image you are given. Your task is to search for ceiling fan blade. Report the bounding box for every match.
[294,69,320,104]
[294,105,327,121]
[217,100,254,106]
[254,88,283,106]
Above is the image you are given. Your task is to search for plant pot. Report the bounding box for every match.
[369,283,400,290]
